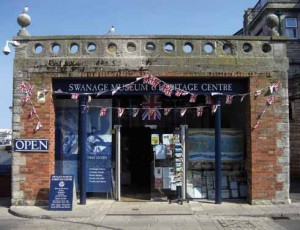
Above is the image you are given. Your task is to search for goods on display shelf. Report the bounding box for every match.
[186,168,247,199]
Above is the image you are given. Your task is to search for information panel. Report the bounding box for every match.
[49,175,74,211]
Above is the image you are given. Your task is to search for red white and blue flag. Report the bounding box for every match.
[142,95,162,120]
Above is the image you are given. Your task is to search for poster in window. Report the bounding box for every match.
[188,129,244,162]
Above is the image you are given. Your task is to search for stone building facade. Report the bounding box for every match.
[239,0,300,180]
[9,2,291,207]
[10,34,290,206]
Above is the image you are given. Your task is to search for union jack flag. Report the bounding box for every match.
[142,95,161,120]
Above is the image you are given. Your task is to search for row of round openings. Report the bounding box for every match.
[33,42,273,54]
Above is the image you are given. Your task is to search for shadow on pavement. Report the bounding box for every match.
[290,178,300,203]
[0,197,11,208]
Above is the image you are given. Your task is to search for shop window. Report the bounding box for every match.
[285,18,298,39]
[54,99,113,197]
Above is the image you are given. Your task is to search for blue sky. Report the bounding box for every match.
[0,0,258,129]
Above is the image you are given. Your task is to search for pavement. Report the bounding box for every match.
[3,180,300,229]
[3,197,299,230]
[8,198,300,219]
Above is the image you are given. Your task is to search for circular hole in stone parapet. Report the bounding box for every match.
[51,43,61,54]
[70,43,79,54]
[87,43,97,53]
[127,42,136,53]
[242,42,253,53]
[108,43,117,53]
[34,43,43,54]
[145,42,155,52]
[223,43,232,54]
[262,43,272,53]
[203,42,214,54]
[164,42,175,53]
[183,42,193,53]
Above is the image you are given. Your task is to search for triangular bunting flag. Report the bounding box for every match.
[143,74,150,84]
[160,84,173,97]
[18,81,27,93]
[27,84,34,96]
[132,108,140,117]
[211,104,219,114]
[266,95,275,105]
[147,75,160,88]
[254,90,262,97]
[253,120,260,129]
[205,95,212,105]
[87,95,92,103]
[175,89,183,97]
[28,107,36,119]
[23,95,30,103]
[118,108,125,117]
[274,82,280,92]
[180,108,187,117]
[164,108,172,116]
[112,87,120,95]
[182,91,189,96]
[34,121,42,132]
[196,107,204,117]
[225,95,233,104]
[100,107,107,117]
[71,93,79,100]
[189,94,197,103]
[240,94,246,102]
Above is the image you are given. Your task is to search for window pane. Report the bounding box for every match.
[286,28,298,39]
[286,18,297,27]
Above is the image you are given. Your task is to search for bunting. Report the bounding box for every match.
[16,74,281,132]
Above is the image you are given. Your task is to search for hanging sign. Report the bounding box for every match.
[14,139,49,152]
[53,77,248,95]
[49,175,74,211]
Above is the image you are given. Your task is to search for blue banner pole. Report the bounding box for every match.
[79,96,87,204]
[215,96,222,204]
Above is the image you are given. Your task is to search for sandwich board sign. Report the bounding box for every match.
[49,175,74,211]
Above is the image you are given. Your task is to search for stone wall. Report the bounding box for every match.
[11,35,290,205]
